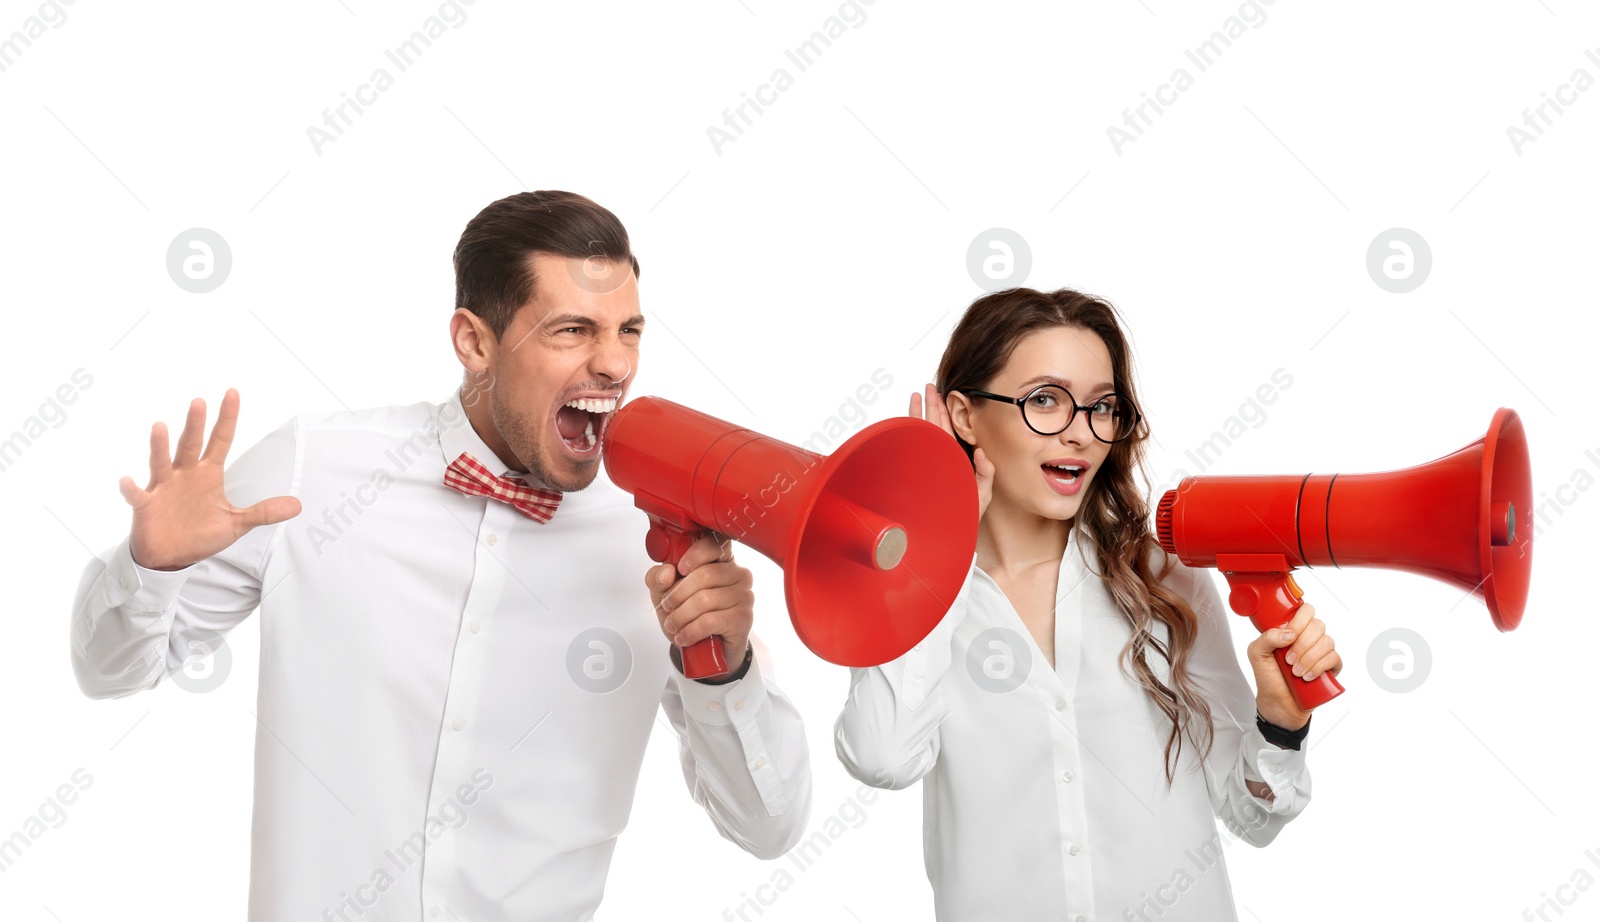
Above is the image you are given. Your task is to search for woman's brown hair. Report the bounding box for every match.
[935,286,1213,785]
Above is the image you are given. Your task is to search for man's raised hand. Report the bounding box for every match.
[119,388,301,571]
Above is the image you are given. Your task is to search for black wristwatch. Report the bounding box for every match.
[669,641,753,685]
[1256,711,1311,750]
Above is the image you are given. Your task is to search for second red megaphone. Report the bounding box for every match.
[602,396,979,679]
[1155,408,1533,710]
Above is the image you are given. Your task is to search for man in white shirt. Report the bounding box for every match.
[69,190,813,921]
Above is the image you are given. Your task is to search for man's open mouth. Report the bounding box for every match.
[554,395,619,458]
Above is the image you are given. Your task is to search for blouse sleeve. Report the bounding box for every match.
[832,561,977,791]
[1176,557,1312,846]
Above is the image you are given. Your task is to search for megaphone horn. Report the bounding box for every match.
[603,397,979,679]
[1155,408,1533,710]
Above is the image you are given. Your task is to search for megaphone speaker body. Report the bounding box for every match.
[1156,408,1532,710]
[603,397,979,678]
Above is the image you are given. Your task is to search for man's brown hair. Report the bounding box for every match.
[453,190,641,340]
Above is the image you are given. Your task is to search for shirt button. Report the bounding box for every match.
[452,719,465,731]
[430,908,441,918]
[734,698,746,711]
[486,533,498,545]
[1069,843,1081,856]
[1061,770,1074,783]
[752,757,765,769]
[469,621,481,633]
[1075,916,1086,922]
[706,701,722,712]
[1054,698,1066,711]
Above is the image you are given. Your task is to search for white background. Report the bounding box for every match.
[3,0,1597,920]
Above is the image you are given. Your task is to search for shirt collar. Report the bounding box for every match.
[436,386,556,490]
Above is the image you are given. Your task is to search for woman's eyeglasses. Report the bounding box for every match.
[960,384,1140,444]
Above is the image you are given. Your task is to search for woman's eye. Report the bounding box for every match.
[1031,394,1057,407]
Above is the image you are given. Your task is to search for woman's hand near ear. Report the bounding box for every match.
[912,383,994,519]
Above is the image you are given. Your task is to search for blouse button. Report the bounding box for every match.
[452,719,465,731]
[1061,770,1074,783]
[1054,698,1066,711]
[707,701,722,712]
[1069,843,1081,856]
[486,533,498,546]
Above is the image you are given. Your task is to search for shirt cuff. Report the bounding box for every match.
[670,644,790,814]
[671,644,772,730]
[101,536,195,613]
[1246,724,1311,813]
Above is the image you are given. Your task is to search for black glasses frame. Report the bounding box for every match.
[960,384,1142,443]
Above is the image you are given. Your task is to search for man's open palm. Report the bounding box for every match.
[119,388,301,571]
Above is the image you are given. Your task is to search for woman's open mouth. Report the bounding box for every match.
[1042,460,1089,496]
[554,395,619,460]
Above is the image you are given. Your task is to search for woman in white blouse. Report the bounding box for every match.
[834,287,1342,922]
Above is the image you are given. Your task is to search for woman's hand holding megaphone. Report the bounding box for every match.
[1246,601,1343,733]
[912,384,994,520]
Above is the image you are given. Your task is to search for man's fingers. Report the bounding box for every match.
[173,398,207,469]
[660,561,744,613]
[676,532,733,575]
[647,564,678,613]
[240,495,302,530]
[117,476,146,508]
[667,602,748,647]
[148,421,173,488]
[202,388,241,464]
[661,584,753,636]
[656,579,736,624]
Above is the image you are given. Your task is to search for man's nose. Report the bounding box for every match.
[591,336,633,384]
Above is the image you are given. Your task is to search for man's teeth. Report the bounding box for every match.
[584,415,595,449]
[565,397,618,414]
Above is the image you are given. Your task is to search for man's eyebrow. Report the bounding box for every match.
[541,313,646,328]
[1016,374,1115,394]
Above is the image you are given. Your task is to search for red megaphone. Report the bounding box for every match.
[602,396,979,679]
[1155,408,1533,710]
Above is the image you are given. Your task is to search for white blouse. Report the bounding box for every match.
[834,525,1311,922]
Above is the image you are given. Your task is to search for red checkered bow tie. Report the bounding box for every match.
[443,451,562,523]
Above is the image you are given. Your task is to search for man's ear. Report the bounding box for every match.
[945,390,977,444]
[450,308,494,375]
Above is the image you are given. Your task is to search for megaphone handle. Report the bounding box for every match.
[1218,565,1345,711]
[646,521,731,680]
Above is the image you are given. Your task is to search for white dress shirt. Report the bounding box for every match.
[834,526,1311,922]
[70,387,812,922]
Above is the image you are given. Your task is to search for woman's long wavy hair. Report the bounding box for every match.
[935,286,1213,785]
